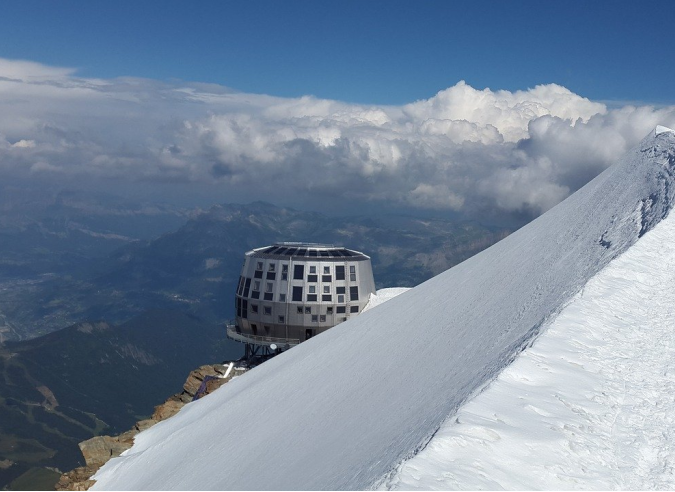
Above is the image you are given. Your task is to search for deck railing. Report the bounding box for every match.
[226,322,301,347]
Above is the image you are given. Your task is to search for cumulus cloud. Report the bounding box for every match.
[1,57,674,220]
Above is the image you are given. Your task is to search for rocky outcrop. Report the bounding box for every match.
[56,361,247,491]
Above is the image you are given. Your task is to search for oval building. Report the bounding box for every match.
[227,242,376,353]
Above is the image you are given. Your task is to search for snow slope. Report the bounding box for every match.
[385,203,675,490]
[93,129,675,490]
[363,288,412,312]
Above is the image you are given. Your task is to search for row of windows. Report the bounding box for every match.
[253,262,358,281]
[237,276,359,303]
[236,297,359,321]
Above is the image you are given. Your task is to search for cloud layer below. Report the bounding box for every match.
[1,58,674,219]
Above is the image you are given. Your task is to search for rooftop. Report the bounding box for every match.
[248,243,369,260]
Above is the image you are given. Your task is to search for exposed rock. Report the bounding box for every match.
[78,435,129,468]
[57,467,97,491]
[152,397,184,421]
[56,360,247,491]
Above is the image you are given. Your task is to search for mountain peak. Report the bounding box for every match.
[655,125,675,136]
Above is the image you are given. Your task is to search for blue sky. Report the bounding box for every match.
[2,0,674,105]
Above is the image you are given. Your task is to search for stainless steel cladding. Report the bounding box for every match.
[228,243,376,347]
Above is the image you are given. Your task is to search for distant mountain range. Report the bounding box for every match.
[0,198,510,341]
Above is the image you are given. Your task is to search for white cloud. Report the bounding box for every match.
[1,57,674,220]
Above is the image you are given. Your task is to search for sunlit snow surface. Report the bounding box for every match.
[364,288,412,312]
[386,210,675,490]
[92,131,675,491]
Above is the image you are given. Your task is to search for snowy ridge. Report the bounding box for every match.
[93,130,675,490]
[386,204,675,490]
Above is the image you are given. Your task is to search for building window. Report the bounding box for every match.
[278,315,285,323]
[335,265,345,280]
[264,306,272,316]
[251,291,260,299]
[266,282,273,292]
[292,286,303,302]
[268,263,275,272]
[322,275,332,282]
[243,278,251,297]
[253,281,260,291]
[264,293,273,301]
[307,274,318,282]
[251,304,258,314]
[281,264,288,281]
[350,306,359,313]
[350,286,359,301]
[254,270,263,279]
[307,294,317,302]
[350,265,356,281]
[279,293,286,302]
[304,307,311,314]
[336,306,346,314]
[320,315,326,322]
[293,264,304,280]
[309,285,316,294]
[267,271,276,280]
[311,315,318,323]
[322,294,332,302]
[323,266,330,274]
[256,262,263,270]
[251,324,258,335]
[341,317,348,322]
[323,285,330,293]
[297,306,303,314]
[337,294,345,303]
[326,307,333,314]
[336,286,345,294]
[310,265,317,274]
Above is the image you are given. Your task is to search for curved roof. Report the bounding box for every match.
[247,242,369,260]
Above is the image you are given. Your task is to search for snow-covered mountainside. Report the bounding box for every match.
[93,128,675,490]
[385,201,675,490]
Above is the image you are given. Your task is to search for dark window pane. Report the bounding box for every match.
[304,307,311,314]
[293,264,304,280]
[267,271,276,280]
[336,286,345,294]
[292,286,303,302]
[254,270,263,279]
[336,306,346,314]
[297,306,303,314]
[335,266,345,280]
[320,315,326,322]
[322,275,332,282]
[350,306,359,313]
[308,274,318,282]
[296,249,307,256]
[322,294,332,302]
[350,286,359,301]
[243,278,251,297]
[307,294,317,302]
[264,293,273,301]
[251,291,260,299]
